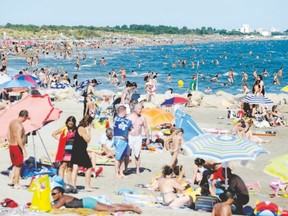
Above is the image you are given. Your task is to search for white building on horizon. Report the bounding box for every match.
[240,24,251,33]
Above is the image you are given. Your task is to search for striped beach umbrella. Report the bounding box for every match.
[264,154,288,182]
[242,94,273,105]
[14,74,40,85]
[161,96,189,107]
[182,134,269,163]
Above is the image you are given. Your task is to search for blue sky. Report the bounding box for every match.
[1,0,287,31]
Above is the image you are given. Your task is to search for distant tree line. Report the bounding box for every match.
[1,23,246,36]
[1,23,287,38]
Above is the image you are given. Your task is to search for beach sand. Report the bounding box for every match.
[0,95,287,215]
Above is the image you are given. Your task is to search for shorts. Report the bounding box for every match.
[213,167,224,181]
[9,145,24,166]
[114,138,130,161]
[82,197,98,209]
[129,135,142,158]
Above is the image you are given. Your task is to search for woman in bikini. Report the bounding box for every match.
[51,186,141,214]
[151,165,193,208]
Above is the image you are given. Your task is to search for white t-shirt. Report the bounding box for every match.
[100,134,114,150]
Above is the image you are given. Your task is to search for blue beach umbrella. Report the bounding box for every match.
[175,109,204,142]
[242,94,273,105]
[0,79,36,88]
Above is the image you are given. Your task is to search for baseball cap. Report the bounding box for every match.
[115,104,127,110]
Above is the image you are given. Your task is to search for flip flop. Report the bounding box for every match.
[95,167,103,177]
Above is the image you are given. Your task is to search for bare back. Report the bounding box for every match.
[8,119,25,146]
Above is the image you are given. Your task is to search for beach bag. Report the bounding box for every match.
[195,195,219,212]
[28,174,52,212]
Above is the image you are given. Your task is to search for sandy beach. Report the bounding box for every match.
[0,91,287,215]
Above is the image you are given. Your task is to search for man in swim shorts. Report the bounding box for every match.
[8,110,29,189]
[125,103,150,175]
[113,104,132,178]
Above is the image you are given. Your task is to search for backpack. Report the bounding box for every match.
[80,85,88,97]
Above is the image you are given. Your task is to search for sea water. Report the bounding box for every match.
[6,40,288,95]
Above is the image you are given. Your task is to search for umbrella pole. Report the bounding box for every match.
[37,131,52,163]
[32,133,37,168]
[222,162,228,190]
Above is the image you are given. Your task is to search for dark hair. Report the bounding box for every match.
[144,76,149,82]
[257,75,263,80]
[195,158,205,166]
[222,167,232,178]
[162,165,173,177]
[173,165,183,176]
[79,115,93,127]
[272,105,277,112]
[73,74,78,79]
[65,116,77,130]
[168,88,173,93]
[19,110,29,117]
[187,93,192,97]
[219,190,237,201]
[91,79,98,84]
[126,81,133,87]
[52,186,65,194]
[132,82,137,88]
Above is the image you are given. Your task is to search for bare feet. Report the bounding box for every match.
[132,205,142,214]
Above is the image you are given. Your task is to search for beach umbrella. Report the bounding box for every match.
[141,107,175,128]
[175,109,204,142]
[14,74,40,85]
[183,133,269,189]
[161,96,189,107]
[0,94,62,139]
[182,134,269,163]
[242,94,273,105]
[281,85,288,93]
[0,79,36,88]
[264,154,288,182]
[0,73,12,84]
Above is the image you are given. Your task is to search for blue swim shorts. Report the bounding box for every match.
[82,197,98,209]
[114,138,130,161]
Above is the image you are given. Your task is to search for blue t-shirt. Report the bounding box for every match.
[113,115,132,139]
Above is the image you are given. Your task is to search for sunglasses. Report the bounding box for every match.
[51,192,58,196]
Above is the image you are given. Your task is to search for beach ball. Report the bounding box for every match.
[178,80,184,87]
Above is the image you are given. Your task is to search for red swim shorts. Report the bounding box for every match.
[213,167,225,181]
[9,145,24,166]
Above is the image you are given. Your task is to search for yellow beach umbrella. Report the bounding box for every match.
[142,107,175,128]
[264,154,288,182]
[281,85,288,93]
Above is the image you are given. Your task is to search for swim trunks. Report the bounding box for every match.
[82,197,98,209]
[128,135,142,158]
[114,138,130,161]
[9,145,23,166]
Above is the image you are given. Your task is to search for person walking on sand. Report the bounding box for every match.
[52,116,77,185]
[71,115,94,192]
[113,104,132,178]
[7,110,29,189]
[82,79,103,116]
[125,103,150,175]
[51,186,142,214]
